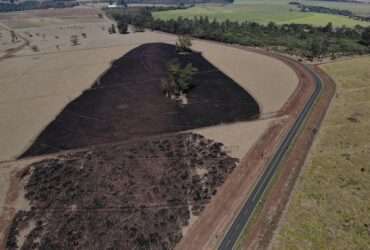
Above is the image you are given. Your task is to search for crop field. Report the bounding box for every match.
[271,57,370,249]
[153,0,370,27]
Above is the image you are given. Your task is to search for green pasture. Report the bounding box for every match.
[153,0,370,27]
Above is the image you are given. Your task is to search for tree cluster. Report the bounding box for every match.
[176,35,192,53]
[0,0,78,12]
[291,2,370,23]
[161,59,198,98]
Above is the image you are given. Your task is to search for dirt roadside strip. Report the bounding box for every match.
[176,47,335,250]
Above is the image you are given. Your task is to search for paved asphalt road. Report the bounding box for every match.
[218,62,323,250]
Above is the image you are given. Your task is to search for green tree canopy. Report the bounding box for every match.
[162,59,198,97]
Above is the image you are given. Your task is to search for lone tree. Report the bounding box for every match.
[10,30,17,43]
[161,59,198,99]
[117,21,128,34]
[361,27,370,46]
[176,35,192,53]
[31,45,39,52]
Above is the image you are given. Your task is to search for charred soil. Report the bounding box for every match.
[21,43,259,157]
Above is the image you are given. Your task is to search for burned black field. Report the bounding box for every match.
[7,133,238,250]
[6,43,261,250]
[22,43,259,157]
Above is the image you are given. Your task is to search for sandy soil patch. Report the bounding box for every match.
[192,119,272,159]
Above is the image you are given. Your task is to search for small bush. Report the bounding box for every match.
[31,45,39,52]
[176,35,192,53]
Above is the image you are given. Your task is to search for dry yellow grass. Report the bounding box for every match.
[191,119,274,159]
[271,57,370,250]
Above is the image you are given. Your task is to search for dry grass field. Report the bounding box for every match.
[0,8,104,29]
[271,57,370,250]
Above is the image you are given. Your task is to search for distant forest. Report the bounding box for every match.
[0,0,232,13]
[289,2,370,21]
[124,0,233,4]
[0,0,78,12]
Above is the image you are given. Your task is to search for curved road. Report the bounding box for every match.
[219,59,323,250]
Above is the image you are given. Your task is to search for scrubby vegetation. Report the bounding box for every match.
[108,8,370,59]
[176,35,192,53]
[7,133,238,250]
[160,35,198,100]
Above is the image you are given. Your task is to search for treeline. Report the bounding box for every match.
[0,0,78,12]
[109,8,370,59]
[123,0,233,4]
[289,2,370,22]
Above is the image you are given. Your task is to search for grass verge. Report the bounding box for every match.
[272,57,370,250]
